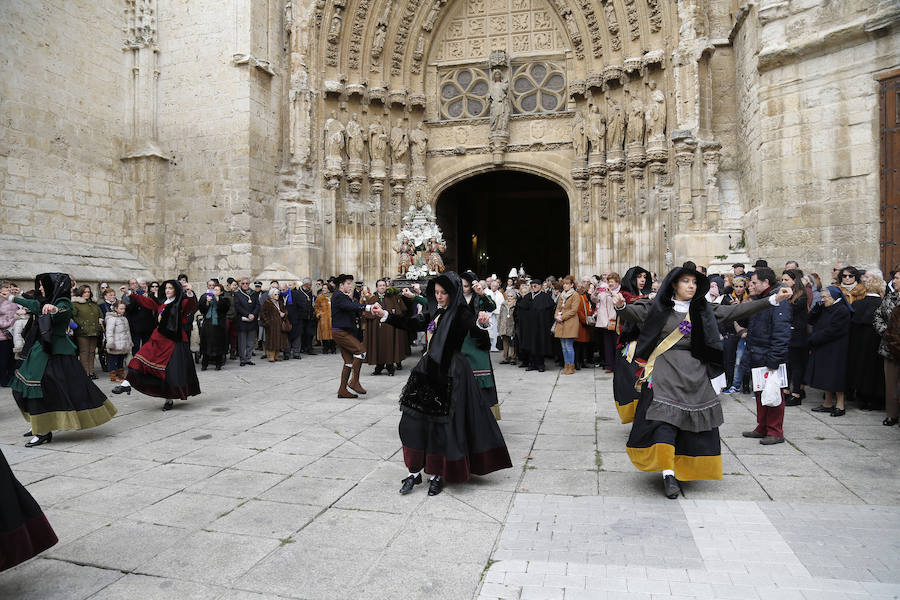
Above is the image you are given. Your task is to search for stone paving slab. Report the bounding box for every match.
[0,350,898,599]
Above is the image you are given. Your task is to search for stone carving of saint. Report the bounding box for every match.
[323,110,345,163]
[607,97,625,152]
[410,122,428,170]
[327,11,343,43]
[571,110,588,159]
[488,69,510,135]
[390,119,408,163]
[371,24,387,59]
[345,113,365,164]
[646,79,666,141]
[423,0,442,31]
[626,94,645,146]
[425,237,446,273]
[369,119,387,163]
[587,102,606,155]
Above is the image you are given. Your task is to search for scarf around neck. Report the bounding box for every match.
[205,295,219,326]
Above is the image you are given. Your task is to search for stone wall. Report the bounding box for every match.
[0,1,126,245]
[736,0,899,275]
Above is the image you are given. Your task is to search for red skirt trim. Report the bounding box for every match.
[402,445,512,484]
[127,331,175,379]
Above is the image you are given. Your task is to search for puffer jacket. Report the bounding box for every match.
[71,296,104,337]
[104,313,133,354]
[745,286,792,370]
[873,290,900,360]
[12,312,29,355]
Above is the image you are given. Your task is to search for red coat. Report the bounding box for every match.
[127,293,197,379]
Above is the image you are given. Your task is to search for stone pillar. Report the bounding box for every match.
[701,141,722,231]
[672,134,697,231]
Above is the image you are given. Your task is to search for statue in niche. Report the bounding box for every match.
[571,110,588,159]
[425,237,446,273]
[488,69,510,135]
[345,113,365,164]
[410,121,428,170]
[423,0,442,31]
[587,103,606,155]
[390,119,408,164]
[327,10,343,43]
[323,110,345,164]
[393,235,416,274]
[371,24,387,59]
[626,93,645,146]
[369,119,388,163]
[646,79,667,141]
[607,97,625,152]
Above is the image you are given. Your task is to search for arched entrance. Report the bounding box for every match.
[435,171,569,279]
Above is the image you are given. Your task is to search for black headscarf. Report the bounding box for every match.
[634,262,723,372]
[157,279,186,341]
[423,271,464,366]
[621,266,651,297]
[34,273,72,308]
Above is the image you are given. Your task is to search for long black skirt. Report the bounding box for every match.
[128,342,201,401]
[613,349,640,424]
[13,355,117,435]
[0,450,58,572]
[625,383,722,481]
[399,354,512,483]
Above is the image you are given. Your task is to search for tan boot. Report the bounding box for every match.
[337,365,357,398]
[348,357,367,395]
[113,369,124,382]
[565,364,575,374]
[109,370,118,382]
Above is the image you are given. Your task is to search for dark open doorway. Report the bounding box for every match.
[435,171,570,279]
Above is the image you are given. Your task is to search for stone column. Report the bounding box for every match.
[701,141,722,231]
[672,134,697,231]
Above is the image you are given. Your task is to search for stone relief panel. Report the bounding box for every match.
[438,66,491,119]
[432,0,568,62]
[510,61,566,114]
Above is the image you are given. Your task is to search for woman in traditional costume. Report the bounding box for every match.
[0,448,57,571]
[11,273,117,447]
[112,280,200,411]
[460,271,500,416]
[372,272,512,496]
[613,262,791,498]
[612,266,652,424]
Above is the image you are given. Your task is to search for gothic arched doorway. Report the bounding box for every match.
[435,171,570,279]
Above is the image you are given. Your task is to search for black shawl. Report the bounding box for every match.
[633,262,724,371]
[157,280,186,342]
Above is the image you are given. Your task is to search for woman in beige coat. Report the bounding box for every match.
[554,275,581,374]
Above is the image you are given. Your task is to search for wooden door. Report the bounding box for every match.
[880,71,900,273]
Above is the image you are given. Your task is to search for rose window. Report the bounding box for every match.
[511,62,566,114]
[439,67,490,120]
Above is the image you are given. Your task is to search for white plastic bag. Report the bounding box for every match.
[760,369,782,407]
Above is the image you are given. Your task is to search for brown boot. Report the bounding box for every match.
[109,370,118,382]
[565,364,575,374]
[113,369,124,382]
[348,357,367,395]
[337,365,357,398]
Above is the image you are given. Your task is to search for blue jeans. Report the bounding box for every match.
[561,338,574,365]
[107,353,125,372]
[733,338,748,388]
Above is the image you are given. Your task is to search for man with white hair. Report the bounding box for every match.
[861,268,883,284]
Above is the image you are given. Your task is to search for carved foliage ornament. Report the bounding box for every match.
[604,1,621,51]
[124,0,157,49]
[391,0,423,76]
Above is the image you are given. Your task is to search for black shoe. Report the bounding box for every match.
[293,354,302,360]
[399,473,422,494]
[427,476,444,496]
[395,363,403,371]
[89,373,98,380]
[25,432,52,448]
[538,367,545,373]
[194,352,201,364]
[201,364,208,371]
[162,400,174,411]
[387,366,395,376]
[798,389,806,400]
[525,366,536,371]
[215,364,222,371]
[883,417,899,426]
[830,408,846,417]
[23,430,32,437]
[373,367,383,376]
[111,385,132,395]
[240,362,246,367]
[811,405,834,413]
[663,475,681,499]
[784,396,801,407]
[246,361,255,366]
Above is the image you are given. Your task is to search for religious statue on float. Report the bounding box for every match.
[425,237,446,274]
[393,236,417,275]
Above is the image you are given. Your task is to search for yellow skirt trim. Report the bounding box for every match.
[615,399,637,424]
[23,401,118,435]
[626,443,722,481]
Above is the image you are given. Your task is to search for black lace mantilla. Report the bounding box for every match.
[399,368,454,423]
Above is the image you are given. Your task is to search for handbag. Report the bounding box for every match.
[280,317,292,333]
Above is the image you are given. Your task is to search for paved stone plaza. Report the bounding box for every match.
[1,351,899,600]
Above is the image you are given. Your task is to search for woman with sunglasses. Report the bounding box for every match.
[147,281,161,303]
[838,267,866,305]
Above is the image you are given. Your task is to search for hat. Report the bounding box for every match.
[355,280,364,286]
[461,270,478,284]
[731,263,745,269]
[334,274,354,285]
[752,259,768,268]
[529,278,543,285]
[253,281,263,286]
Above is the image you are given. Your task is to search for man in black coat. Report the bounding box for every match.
[516,279,555,372]
[296,279,317,354]
[741,267,792,445]
[331,274,380,398]
[280,282,303,360]
[234,277,261,366]
[124,277,155,353]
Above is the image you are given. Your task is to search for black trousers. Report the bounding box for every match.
[300,319,316,352]
[787,346,809,395]
[0,339,14,386]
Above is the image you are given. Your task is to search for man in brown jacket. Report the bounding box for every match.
[362,278,407,375]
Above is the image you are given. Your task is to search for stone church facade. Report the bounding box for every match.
[1,0,898,283]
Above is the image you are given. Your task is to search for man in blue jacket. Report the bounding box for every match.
[742,267,792,444]
[331,274,380,398]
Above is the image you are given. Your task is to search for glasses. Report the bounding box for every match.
[841,274,855,279]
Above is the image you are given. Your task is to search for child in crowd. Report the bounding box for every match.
[104,300,132,382]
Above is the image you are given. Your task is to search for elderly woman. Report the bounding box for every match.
[71,284,104,379]
[874,271,900,426]
[808,286,853,416]
[554,275,581,374]
[260,287,289,362]
[846,278,885,410]
[498,286,517,364]
[197,283,231,370]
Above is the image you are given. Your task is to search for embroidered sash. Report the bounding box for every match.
[633,312,691,391]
